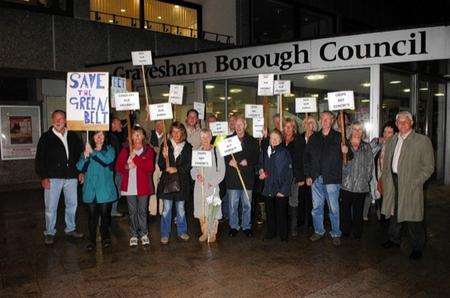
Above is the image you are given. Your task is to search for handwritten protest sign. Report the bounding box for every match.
[295,97,318,113]
[131,51,153,66]
[217,135,242,157]
[110,77,126,108]
[194,102,205,120]
[274,80,291,95]
[192,150,213,167]
[258,74,274,96]
[209,121,229,136]
[115,92,140,111]
[327,91,355,111]
[66,72,109,131]
[169,84,184,105]
[149,103,173,120]
[245,104,264,119]
[252,118,264,138]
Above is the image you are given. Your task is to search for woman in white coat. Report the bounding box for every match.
[191,128,225,242]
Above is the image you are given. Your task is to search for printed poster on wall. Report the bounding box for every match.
[0,105,41,160]
[66,72,110,131]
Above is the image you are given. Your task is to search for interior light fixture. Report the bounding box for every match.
[120,8,126,12]
[205,84,215,89]
[157,16,162,20]
[434,93,445,97]
[162,93,170,97]
[361,82,370,87]
[305,74,326,81]
[403,88,410,93]
[389,80,402,84]
[229,88,242,93]
[419,87,428,91]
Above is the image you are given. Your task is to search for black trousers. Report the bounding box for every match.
[298,185,313,228]
[87,202,112,244]
[265,196,288,241]
[341,190,366,238]
[388,174,425,251]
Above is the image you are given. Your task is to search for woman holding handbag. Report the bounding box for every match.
[191,128,225,243]
[158,122,192,245]
[116,126,155,247]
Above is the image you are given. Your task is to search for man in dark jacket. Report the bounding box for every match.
[109,116,125,217]
[304,111,344,246]
[224,116,259,237]
[35,110,84,245]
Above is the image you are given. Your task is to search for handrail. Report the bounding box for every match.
[89,10,233,44]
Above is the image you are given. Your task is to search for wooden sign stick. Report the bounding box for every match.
[141,65,150,119]
[339,110,347,165]
[231,153,250,202]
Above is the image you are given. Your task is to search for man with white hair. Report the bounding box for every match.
[381,111,434,260]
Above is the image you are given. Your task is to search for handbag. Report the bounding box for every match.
[163,172,181,194]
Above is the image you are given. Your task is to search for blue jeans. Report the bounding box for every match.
[311,176,341,237]
[160,200,187,238]
[228,189,252,230]
[221,192,229,219]
[112,173,122,214]
[44,178,78,236]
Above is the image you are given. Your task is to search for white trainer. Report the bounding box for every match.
[129,236,138,247]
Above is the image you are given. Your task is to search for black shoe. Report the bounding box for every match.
[243,229,253,237]
[382,240,399,249]
[409,250,423,260]
[44,235,54,245]
[228,229,238,237]
[102,239,111,248]
[86,243,96,251]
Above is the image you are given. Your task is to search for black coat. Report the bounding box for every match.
[157,140,192,201]
[35,127,83,179]
[224,132,259,190]
[259,144,293,197]
[304,129,342,184]
[283,134,306,183]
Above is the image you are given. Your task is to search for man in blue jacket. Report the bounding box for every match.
[35,110,84,245]
[304,111,345,246]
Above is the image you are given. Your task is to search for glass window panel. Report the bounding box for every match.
[90,0,140,28]
[381,70,411,129]
[204,80,226,121]
[281,68,370,137]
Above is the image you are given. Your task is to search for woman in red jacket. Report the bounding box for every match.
[116,126,155,247]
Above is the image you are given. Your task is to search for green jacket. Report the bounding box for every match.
[76,145,117,204]
[381,131,434,222]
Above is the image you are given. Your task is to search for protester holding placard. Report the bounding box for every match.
[109,117,125,217]
[185,109,202,150]
[282,118,306,237]
[116,126,156,247]
[158,122,192,245]
[340,122,373,240]
[304,111,345,246]
[76,131,117,251]
[259,129,293,241]
[35,110,84,245]
[298,117,318,230]
[225,116,259,237]
[191,128,225,243]
[148,120,165,217]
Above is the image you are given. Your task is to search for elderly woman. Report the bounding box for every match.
[298,116,318,230]
[116,126,155,247]
[158,121,192,245]
[282,118,305,237]
[259,129,293,241]
[341,121,374,239]
[191,128,225,243]
[77,131,117,251]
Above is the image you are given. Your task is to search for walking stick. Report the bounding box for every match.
[231,153,250,202]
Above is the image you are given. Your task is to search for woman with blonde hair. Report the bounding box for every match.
[341,121,373,239]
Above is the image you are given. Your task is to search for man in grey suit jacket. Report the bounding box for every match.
[381,111,434,260]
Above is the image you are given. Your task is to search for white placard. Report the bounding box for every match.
[66,72,109,131]
[217,135,242,157]
[245,104,263,119]
[274,80,291,95]
[209,121,229,136]
[110,77,127,108]
[257,74,274,96]
[193,102,205,120]
[327,91,355,111]
[149,103,173,120]
[191,150,212,167]
[115,92,140,111]
[295,97,317,113]
[169,84,184,105]
[252,118,264,138]
[131,51,153,66]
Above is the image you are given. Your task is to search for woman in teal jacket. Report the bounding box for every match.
[76,131,117,251]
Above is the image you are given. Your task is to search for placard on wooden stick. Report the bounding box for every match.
[274,80,291,95]
[191,150,212,167]
[252,117,264,138]
[245,104,263,119]
[169,84,184,105]
[193,102,205,120]
[131,51,153,66]
[295,97,318,113]
[209,121,229,136]
[149,103,173,121]
[217,135,242,157]
[66,72,109,131]
[327,91,355,111]
[258,74,274,96]
[115,92,140,111]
